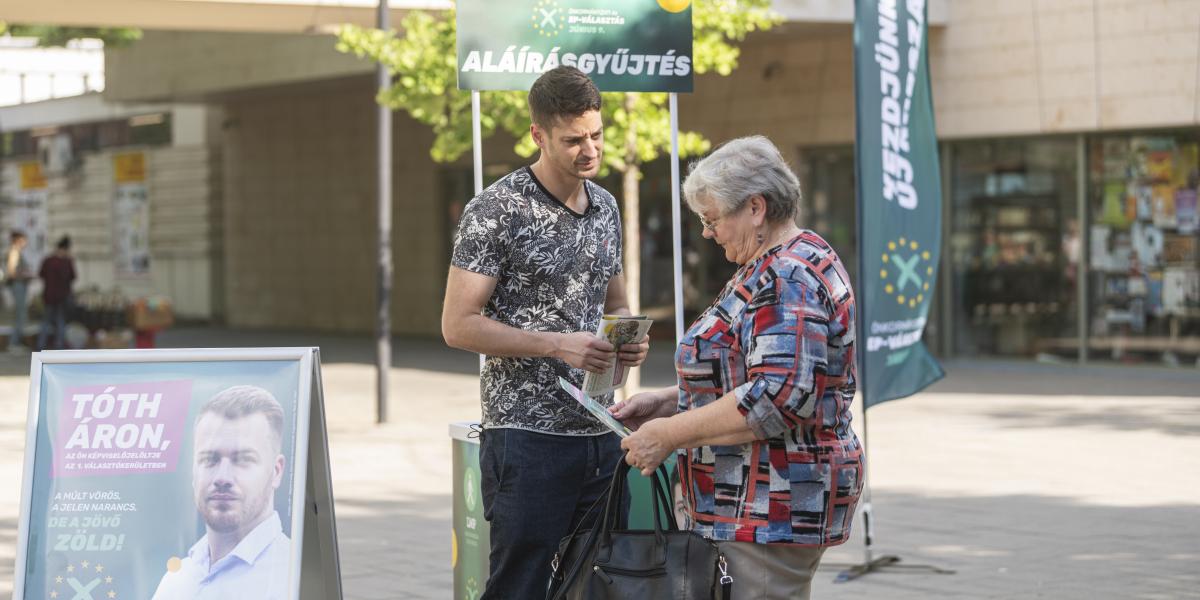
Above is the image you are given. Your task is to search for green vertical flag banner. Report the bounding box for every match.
[456,0,694,92]
[853,0,945,407]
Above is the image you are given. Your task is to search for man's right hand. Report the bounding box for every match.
[553,332,616,373]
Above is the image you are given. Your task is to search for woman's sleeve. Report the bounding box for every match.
[732,273,830,439]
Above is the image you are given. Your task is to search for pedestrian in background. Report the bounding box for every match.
[5,231,34,352]
[37,235,76,351]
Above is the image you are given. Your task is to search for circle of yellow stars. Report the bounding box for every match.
[532,0,565,37]
[52,559,118,599]
[879,236,934,309]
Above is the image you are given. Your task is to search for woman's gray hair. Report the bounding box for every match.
[682,135,801,223]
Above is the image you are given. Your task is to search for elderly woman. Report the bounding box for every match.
[612,136,863,599]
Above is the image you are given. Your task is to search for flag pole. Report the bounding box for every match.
[833,0,954,582]
[668,92,684,344]
[473,90,485,374]
[375,0,392,424]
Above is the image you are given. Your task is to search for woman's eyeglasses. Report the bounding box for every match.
[698,213,723,232]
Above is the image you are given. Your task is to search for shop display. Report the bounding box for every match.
[960,193,1066,354]
[63,288,174,349]
[1176,189,1198,233]
[1163,234,1197,264]
[69,287,129,333]
[1089,134,1200,362]
[1132,222,1165,265]
[1091,225,1112,270]
[1153,185,1176,227]
[1100,182,1129,227]
[949,138,1079,357]
[1147,271,1165,316]
[1163,267,1200,316]
[128,296,174,331]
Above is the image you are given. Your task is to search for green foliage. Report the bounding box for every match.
[0,23,142,47]
[692,0,777,76]
[336,0,778,169]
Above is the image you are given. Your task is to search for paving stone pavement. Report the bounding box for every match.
[0,328,1198,599]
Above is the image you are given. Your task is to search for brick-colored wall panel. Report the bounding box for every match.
[222,78,445,336]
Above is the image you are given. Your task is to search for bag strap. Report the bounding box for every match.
[598,455,669,562]
[647,464,678,532]
[551,448,644,581]
[553,482,608,564]
[548,455,698,599]
[718,553,734,599]
[548,463,616,596]
[547,518,603,600]
[548,454,631,600]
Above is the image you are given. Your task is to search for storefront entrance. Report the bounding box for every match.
[801,130,1200,367]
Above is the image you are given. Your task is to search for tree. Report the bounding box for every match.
[0,24,141,47]
[337,1,778,389]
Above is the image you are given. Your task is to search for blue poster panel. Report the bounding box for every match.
[14,349,316,600]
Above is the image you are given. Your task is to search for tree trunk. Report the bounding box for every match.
[621,93,641,396]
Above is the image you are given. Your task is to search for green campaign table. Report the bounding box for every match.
[450,421,674,600]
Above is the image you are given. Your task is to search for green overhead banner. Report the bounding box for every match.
[853,0,945,407]
[455,0,694,92]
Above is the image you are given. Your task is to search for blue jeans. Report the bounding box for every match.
[9,281,27,348]
[37,302,67,350]
[479,428,628,600]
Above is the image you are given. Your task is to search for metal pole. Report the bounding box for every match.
[472,91,485,373]
[375,0,392,424]
[850,28,874,557]
[940,142,954,358]
[859,404,875,562]
[472,92,483,196]
[1076,134,1089,364]
[668,93,684,344]
[854,149,875,566]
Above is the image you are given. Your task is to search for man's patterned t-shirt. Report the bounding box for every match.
[451,166,622,435]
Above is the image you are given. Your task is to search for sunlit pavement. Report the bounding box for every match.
[0,329,1197,599]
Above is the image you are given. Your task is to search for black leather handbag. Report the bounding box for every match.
[546,457,733,600]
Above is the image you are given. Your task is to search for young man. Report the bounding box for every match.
[442,66,648,599]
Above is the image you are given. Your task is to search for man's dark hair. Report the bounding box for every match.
[528,66,602,130]
[56,235,70,250]
[10,231,25,243]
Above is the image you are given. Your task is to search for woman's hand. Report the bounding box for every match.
[621,418,676,477]
[610,389,676,431]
